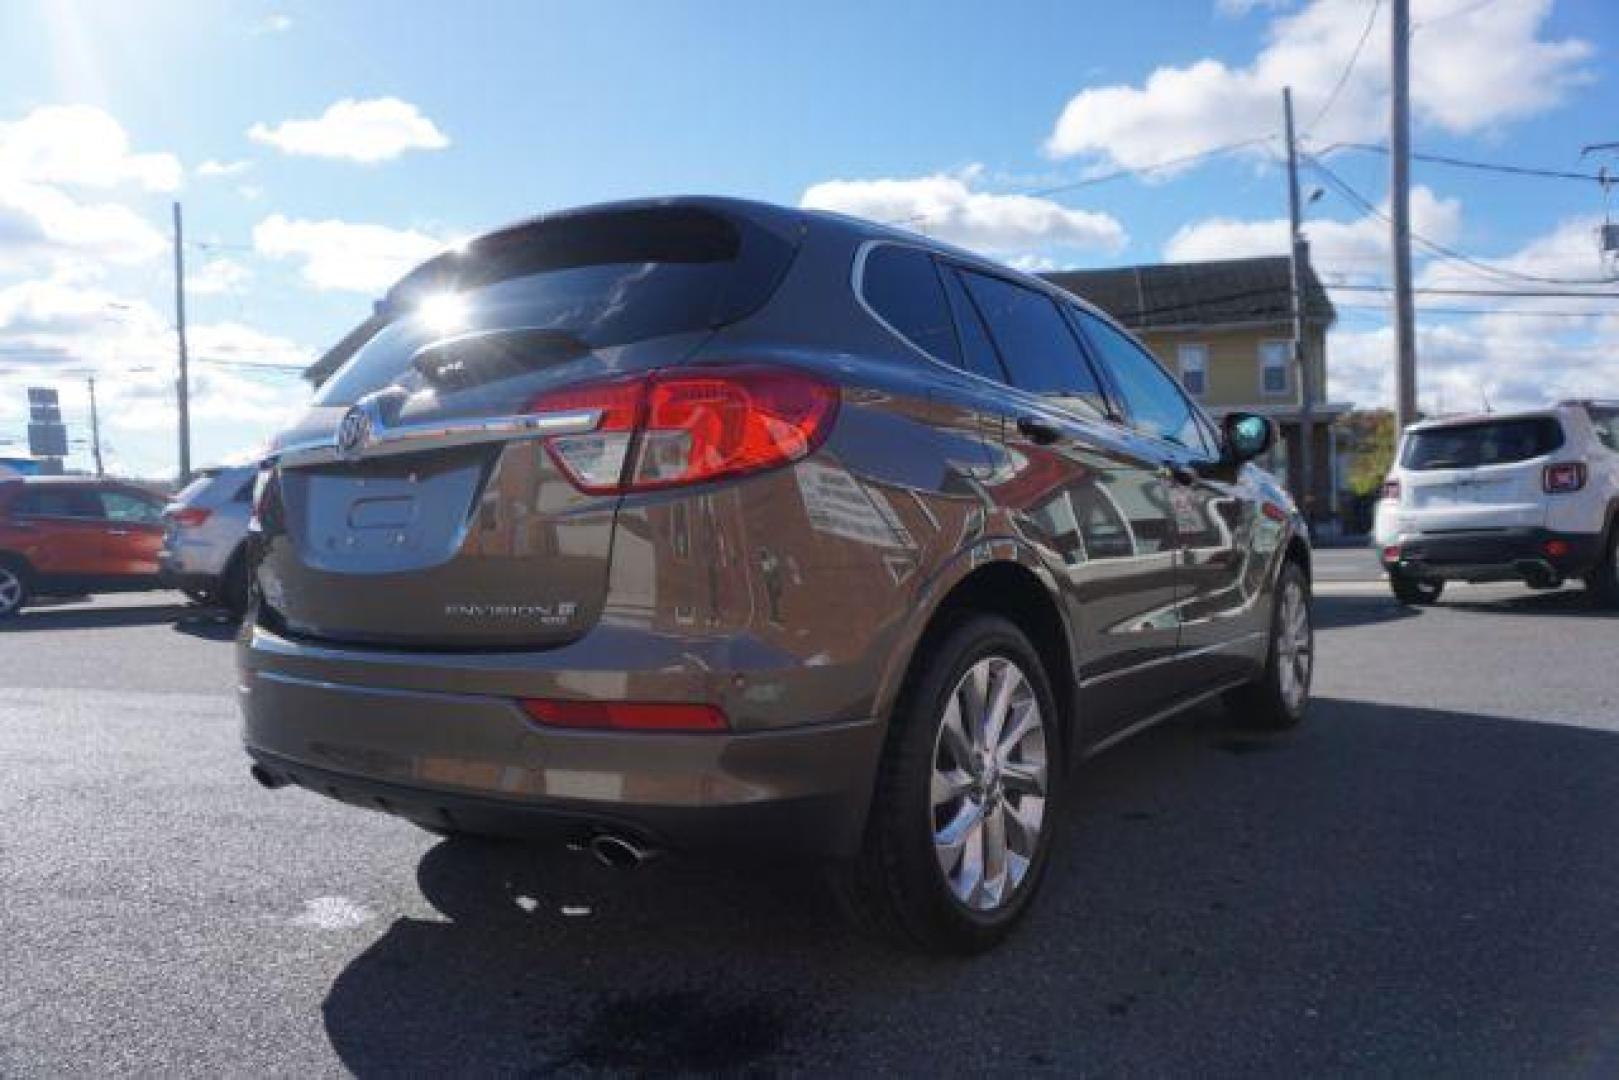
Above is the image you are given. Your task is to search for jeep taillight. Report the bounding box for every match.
[1543,462,1586,493]
[170,507,211,527]
[527,366,839,494]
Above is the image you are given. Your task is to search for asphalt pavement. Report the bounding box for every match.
[4,577,1618,1076]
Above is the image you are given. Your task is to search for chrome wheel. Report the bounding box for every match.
[0,566,21,615]
[931,655,1048,913]
[1275,579,1312,714]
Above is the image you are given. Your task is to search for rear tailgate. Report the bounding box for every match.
[1395,415,1561,534]
[255,203,798,649]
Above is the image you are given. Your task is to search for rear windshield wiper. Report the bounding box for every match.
[410,327,591,390]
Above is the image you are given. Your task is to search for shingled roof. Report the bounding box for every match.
[1041,255,1334,332]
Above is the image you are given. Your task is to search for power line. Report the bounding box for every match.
[1318,141,1610,185]
[1412,0,1501,32]
[1307,153,1619,286]
[1335,302,1610,318]
[1306,0,1382,136]
[1327,282,1619,300]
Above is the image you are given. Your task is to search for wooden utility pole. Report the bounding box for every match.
[86,375,104,477]
[173,201,192,485]
[1283,87,1316,525]
[1390,0,1418,429]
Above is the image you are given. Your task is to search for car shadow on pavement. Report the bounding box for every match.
[1311,594,1419,631]
[320,698,1619,1076]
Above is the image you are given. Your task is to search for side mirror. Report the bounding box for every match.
[1223,412,1274,463]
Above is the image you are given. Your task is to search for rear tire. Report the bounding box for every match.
[0,557,30,619]
[1390,570,1444,606]
[1225,561,1312,731]
[1585,525,1619,610]
[828,614,1061,954]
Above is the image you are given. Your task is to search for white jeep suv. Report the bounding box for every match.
[1374,401,1619,606]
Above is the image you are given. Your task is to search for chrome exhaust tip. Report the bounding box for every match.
[589,832,656,869]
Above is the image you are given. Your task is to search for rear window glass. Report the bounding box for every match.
[316,207,796,405]
[1588,407,1619,452]
[860,245,960,366]
[1401,417,1564,470]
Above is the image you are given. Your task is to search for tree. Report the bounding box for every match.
[1340,409,1397,499]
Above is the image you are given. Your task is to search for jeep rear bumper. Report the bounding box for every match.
[1381,528,1604,584]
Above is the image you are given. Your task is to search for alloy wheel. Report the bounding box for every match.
[0,566,22,615]
[1275,579,1313,713]
[930,655,1048,913]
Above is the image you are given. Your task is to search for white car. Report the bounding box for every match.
[1374,401,1619,606]
[158,465,256,616]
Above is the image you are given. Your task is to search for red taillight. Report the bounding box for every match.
[1543,462,1586,494]
[519,699,729,733]
[1381,478,1401,500]
[1544,539,1571,558]
[171,507,211,527]
[1382,544,1402,563]
[527,366,839,494]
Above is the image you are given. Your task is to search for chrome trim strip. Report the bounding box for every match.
[271,408,601,468]
[1077,631,1266,690]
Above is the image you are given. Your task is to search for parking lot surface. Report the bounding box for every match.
[4,576,1619,1076]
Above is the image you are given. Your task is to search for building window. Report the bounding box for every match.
[1260,340,1290,396]
[1177,344,1208,397]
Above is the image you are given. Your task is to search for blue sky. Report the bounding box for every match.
[1,0,1614,477]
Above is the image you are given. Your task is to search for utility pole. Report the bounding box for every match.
[86,375,104,477]
[1390,0,1418,430]
[1283,86,1316,527]
[172,201,192,485]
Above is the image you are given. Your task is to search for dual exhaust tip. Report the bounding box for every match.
[248,764,657,868]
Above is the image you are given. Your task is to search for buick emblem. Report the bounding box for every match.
[336,406,373,461]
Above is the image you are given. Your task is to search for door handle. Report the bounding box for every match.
[1016,415,1062,446]
[107,528,130,536]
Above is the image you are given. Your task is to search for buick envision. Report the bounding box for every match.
[240,198,1313,952]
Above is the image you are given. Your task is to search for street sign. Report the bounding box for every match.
[28,423,68,458]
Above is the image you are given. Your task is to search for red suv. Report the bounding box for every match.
[0,477,168,617]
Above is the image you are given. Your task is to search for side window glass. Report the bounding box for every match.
[938,267,1009,384]
[100,491,162,523]
[955,269,1108,419]
[1077,312,1212,455]
[860,245,961,367]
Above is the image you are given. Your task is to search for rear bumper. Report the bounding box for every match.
[1382,528,1604,583]
[237,648,886,857]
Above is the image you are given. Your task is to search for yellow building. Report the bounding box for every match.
[1045,256,1348,523]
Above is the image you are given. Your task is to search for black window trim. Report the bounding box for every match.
[1067,304,1221,461]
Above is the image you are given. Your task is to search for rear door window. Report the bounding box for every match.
[1588,407,1619,452]
[859,245,961,366]
[938,267,1010,384]
[1401,417,1564,470]
[14,487,101,518]
[100,490,164,523]
[953,268,1108,419]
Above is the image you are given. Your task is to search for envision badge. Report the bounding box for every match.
[443,601,579,626]
[336,405,373,462]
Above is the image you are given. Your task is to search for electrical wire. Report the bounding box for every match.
[1316,141,1609,185]
[1306,0,1382,136]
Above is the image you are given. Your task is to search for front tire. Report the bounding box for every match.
[1390,570,1444,606]
[0,558,30,619]
[1226,561,1313,731]
[830,614,1060,954]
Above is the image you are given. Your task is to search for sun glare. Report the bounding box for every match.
[417,292,469,334]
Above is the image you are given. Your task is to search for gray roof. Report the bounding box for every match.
[1041,255,1335,331]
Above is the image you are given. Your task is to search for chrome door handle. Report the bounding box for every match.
[107,528,130,536]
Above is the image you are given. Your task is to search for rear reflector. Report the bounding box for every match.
[170,507,211,527]
[1544,539,1571,558]
[1543,462,1586,493]
[519,699,729,733]
[526,365,839,494]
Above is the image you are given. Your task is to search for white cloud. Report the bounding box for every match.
[0,105,181,191]
[248,97,449,163]
[197,158,251,178]
[1165,185,1462,272]
[1045,0,1592,172]
[253,213,444,293]
[800,167,1127,258]
[1327,215,1619,413]
[253,14,292,34]
[0,180,167,273]
[189,258,252,295]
